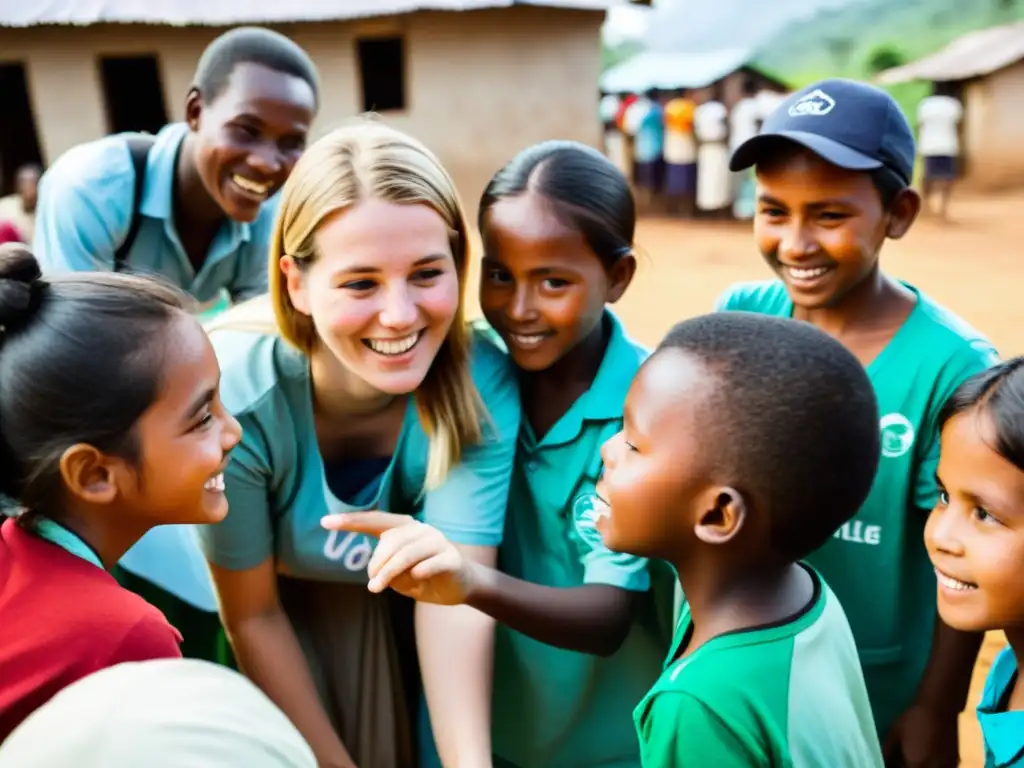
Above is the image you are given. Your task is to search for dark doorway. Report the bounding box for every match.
[98,55,169,135]
[0,63,44,195]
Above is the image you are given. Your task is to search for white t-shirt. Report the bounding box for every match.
[600,94,620,126]
[622,98,653,136]
[756,90,787,121]
[917,95,963,157]
[664,132,698,165]
[729,97,761,152]
[694,101,728,143]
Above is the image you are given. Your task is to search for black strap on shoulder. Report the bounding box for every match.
[113,134,156,272]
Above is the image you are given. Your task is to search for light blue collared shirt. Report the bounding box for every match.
[33,122,275,303]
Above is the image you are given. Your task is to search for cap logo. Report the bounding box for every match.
[788,89,836,117]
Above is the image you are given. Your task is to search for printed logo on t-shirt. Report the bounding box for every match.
[323,530,375,573]
[880,412,915,458]
[572,492,609,549]
[788,89,836,118]
[833,520,882,546]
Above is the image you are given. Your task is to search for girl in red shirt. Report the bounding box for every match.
[0,243,242,740]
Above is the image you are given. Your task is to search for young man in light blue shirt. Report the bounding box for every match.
[33,26,319,306]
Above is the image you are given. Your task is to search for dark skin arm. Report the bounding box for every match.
[467,564,636,656]
[321,511,637,657]
[910,616,983,715]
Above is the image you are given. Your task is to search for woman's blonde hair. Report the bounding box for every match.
[209,119,483,488]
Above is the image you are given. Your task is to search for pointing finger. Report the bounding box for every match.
[321,511,415,536]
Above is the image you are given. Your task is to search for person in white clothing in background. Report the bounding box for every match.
[729,82,764,220]
[662,91,698,217]
[694,98,731,217]
[600,93,630,179]
[917,86,963,220]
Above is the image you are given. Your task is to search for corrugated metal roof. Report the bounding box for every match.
[600,48,754,93]
[0,0,618,28]
[877,22,1024,85]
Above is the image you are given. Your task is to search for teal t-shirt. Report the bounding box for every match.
[634,567,883,768]
[488,311,672,768]
[978,646,1024,768]
[717,280,999,734]
[197,326,520,579]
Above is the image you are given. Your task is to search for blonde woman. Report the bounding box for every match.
[199,121,520,768]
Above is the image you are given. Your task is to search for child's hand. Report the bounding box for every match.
[320,512,475,606]
[882,703,959,768]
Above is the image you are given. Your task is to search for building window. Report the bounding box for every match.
[0,62,44,195]
[98,55,169,135]
[357,36,406,112]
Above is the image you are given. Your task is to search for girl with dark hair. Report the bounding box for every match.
[926,359,1024,768]
[0,244,242,740]
[324,140,672,768]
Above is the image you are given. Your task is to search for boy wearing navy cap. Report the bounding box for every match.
[717,78,999,767]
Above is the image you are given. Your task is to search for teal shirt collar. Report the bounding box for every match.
[33,518,105,570]
[537,309,647,448]
[978,647,1024,767]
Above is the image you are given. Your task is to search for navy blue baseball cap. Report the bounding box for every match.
[730,78,916,185]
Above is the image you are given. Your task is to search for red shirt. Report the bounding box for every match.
[0,221,24,245]
[0,518,182,740]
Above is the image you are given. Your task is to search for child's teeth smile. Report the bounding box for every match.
[510,333,547,349]
[786,265,832,282]
[935,568,977,592]
[204,473,225,493]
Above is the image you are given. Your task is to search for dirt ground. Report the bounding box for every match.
[468,189,1023,766]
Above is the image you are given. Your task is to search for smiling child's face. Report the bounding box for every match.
[595,350,715,560]
[926,408,1024,634]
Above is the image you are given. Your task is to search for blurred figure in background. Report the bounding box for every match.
[624,90,665,212]
[600,93,630,181]
[917,85,963,220]
[694,97,731,217]
[615,94,639,186]
[0,164,40,246]
[662,91,698,217]
[730,82,763,221]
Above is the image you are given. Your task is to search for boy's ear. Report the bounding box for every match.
[886,187,921,240]
[694,487,747,545]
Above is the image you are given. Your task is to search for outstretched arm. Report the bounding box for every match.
[323,513,636,656]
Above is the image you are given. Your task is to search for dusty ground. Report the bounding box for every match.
[468,190,1024,766]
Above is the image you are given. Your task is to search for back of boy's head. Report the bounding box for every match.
[192,26,319,105]
[479,140,635,270]
[730,78,915,209]
[940,357,1024,472]
[0,244,187,516]
[656,312,880,562]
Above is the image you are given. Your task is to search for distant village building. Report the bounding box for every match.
[879,21,1024,192]
[0,0,638,211]
[600,47,787,108]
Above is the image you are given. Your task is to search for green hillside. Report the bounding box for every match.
[753,0,1024,116]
